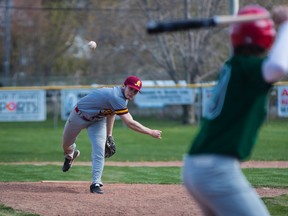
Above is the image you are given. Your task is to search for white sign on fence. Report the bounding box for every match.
[202,86,215,118]
[134,88,194,108]
[0,90,46,121]
[277,86,288,117]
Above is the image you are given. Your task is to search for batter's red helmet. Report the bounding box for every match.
[230,5,276,50]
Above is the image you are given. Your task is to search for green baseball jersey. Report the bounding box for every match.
[188,55,272,160]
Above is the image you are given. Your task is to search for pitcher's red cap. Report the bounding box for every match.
[124,76,142,91]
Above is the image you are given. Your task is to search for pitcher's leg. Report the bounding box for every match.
[62,110,86,158]
[87,119,106,186]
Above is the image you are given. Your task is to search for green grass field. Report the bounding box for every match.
[0,118,288,215]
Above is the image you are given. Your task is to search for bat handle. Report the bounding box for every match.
[146,18,216,34]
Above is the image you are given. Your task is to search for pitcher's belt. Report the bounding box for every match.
[75,107,90,121]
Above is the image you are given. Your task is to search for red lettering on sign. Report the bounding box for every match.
[6,102,17,111]
[282,89,288,96]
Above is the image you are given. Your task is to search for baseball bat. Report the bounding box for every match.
[146,13,270,34]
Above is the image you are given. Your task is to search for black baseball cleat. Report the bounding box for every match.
[90,183,104,194]
[62,150,80,172]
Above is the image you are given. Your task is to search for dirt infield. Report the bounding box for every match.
[0,161,287,216]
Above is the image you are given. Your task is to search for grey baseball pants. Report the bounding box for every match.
[182,154,270,216]
[62,109,106,185]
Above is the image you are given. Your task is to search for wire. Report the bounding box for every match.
[0,6,159,11]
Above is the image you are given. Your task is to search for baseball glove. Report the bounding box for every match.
[105,135,116,158]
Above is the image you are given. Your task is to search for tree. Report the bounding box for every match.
[126,0,230,123]
[6,0,90,85]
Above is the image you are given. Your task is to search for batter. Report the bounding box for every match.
[183,5,288,216]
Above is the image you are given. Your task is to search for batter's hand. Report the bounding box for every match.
[151,130,162,139]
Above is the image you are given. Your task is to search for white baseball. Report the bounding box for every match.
[88,41,97,49]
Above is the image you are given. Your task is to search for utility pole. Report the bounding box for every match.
[229,0,239,15]
[2,0,11,86]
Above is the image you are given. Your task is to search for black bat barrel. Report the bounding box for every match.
[146,18,216,34]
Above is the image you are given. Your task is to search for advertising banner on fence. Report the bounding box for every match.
[0,90,46,121]
[277,86,288,117]
[202,86,215,118]
[61,89,92,120]
[134,88,194,108]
